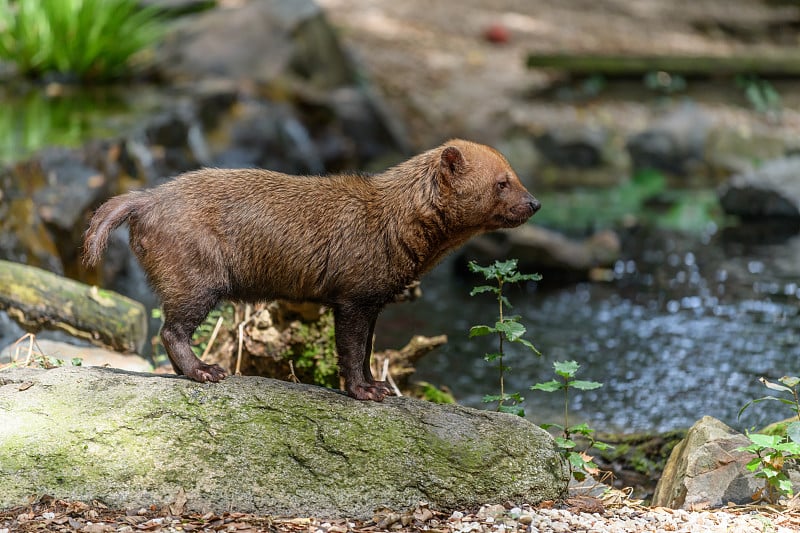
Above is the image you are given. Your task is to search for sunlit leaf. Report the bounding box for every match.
[571,380,603,391]
[748,433,782,449]
[760,377,793,394]
[554,360,579,378]
[531,380,561,392]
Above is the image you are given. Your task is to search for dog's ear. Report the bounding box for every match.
[440,146,466,181]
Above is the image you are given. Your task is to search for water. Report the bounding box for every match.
[378,223,800,434]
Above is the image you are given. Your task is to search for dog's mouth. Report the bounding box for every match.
[500,198,540,227]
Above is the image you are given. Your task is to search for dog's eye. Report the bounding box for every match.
[497,180,509,190]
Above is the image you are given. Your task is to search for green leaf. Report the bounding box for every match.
[775,440,800,455]
[493,259,519,277]
[567,452,587,468]
[495,320,525,341]
[508,392,524,403]
[592,441,614,451]
[748,433,782,449]
[555,436,576,449]
[515,337,541,354]
[498,405,525,417]
[744,457,762,472]
[777,477,795,496]
[570,380,603,391]
[482,394,502,403]
[531,380,562,392]
[780,376,800,388]
[567,423,594,436]
[469,325,496,338]
[467,260,493,278]
[469,285,496,296]
[70,358,83,367]
[540,422,563,431]
[554,360,579,378]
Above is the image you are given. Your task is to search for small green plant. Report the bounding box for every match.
[468,259,541,416]
[738,375,800,502]
[737,75,782,118]
[531,360,611,480]
[0,0,167,81]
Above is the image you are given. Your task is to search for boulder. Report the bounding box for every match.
[652,416,788,509]
[462,225,620,281]
[156,0,353,88]
[534,126,608,169]
[718,157,800,219]
[0,366,569,518]
[626,105,711,177]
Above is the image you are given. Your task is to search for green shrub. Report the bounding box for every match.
[0,0,167,81]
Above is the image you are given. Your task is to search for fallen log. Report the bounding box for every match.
[0,366,569,518]
[526,53,800,77]
[0,260,147,353]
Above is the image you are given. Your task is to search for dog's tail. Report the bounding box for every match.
[82,192,148,267]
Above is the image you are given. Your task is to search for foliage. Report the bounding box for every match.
[531,360,612,481]
[415,381,456,404]
[0,0,167,81]
[533,170,722,234]
[468,259,541,416]
[737,75,782,118]
[738,375,800,502]
[289,311,340,389]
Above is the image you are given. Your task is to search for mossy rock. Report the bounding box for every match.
[0,366,568,518]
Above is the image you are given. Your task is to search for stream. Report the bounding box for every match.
[379,221,800,434]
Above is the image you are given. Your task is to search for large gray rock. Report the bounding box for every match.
[156,0,353,88]
[0,366,568,518]
[626,105,711,177]
[652,416,769,509]
[718,157,800,219]
[463,225,620,281]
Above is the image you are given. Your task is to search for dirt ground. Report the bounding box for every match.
[318,0,800,148]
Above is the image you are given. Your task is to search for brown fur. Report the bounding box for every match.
[83,139,540,400]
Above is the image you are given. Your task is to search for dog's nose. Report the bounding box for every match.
[529,197,541,213]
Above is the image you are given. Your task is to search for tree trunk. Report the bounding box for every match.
[0,260,147,353]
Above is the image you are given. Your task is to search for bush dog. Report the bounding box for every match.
[83,140,540,400]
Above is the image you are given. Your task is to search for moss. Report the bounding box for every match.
[287,310,339,388]
[1,367,568,516]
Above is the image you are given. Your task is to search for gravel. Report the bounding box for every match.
[4,494,800,532]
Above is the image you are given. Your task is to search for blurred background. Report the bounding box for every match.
[1,0,799,440]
